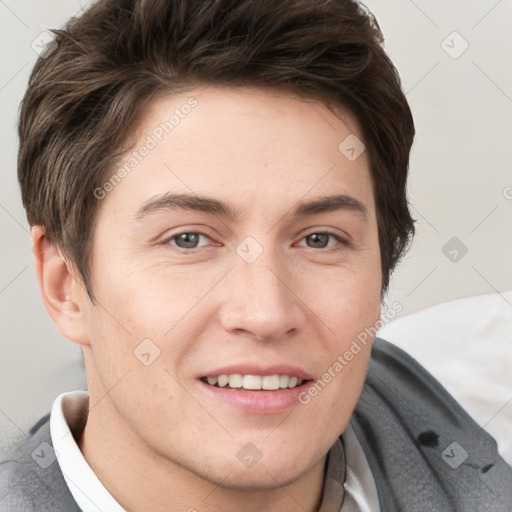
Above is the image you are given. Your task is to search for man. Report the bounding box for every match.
[1,0,511,510]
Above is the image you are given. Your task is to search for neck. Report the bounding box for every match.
[78,394,328,512]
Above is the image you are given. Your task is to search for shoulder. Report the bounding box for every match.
[360,336,499,446]
[351,337,512,510]
[0,414,80,512]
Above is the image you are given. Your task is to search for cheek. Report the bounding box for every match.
[320,255,381,336]
[310,251,381,394]
[85,259,214,381]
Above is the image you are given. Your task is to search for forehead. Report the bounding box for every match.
[98,85,374,221]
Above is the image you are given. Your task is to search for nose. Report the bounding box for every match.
[218,242,304,341]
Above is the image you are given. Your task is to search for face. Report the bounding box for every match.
[75,85,382,490]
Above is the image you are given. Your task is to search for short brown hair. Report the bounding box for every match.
[18,0,415,301]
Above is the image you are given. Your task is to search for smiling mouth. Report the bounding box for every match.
[200,374,311,391]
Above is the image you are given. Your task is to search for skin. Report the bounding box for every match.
[32,85,382,512]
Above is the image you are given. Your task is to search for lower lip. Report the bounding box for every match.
[197,379,312,414]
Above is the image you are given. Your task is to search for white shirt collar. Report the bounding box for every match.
[50,390,126,512]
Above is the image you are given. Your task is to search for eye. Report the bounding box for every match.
[296,231,349,251]
[163,230,349,253]
[165,231,213,251]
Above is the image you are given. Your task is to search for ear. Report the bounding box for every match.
[31,226,90,346]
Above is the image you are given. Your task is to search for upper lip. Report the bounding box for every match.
[199,364,314,380]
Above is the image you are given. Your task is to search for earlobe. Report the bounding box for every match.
[31,226,90,346]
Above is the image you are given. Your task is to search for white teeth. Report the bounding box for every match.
[279,375,290,389]
[228,374,243,388]
[217,375,229,388]
[242,375,262,390]
[204,374,305,390]
[262,375,280,390]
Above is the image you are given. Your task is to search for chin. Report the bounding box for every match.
[200,444,322,491]
[214,462,312,492]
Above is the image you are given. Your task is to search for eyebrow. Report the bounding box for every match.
[135,192,368,222]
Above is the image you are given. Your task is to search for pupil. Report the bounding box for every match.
[308,233,328,248]
[179,233,199,248]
